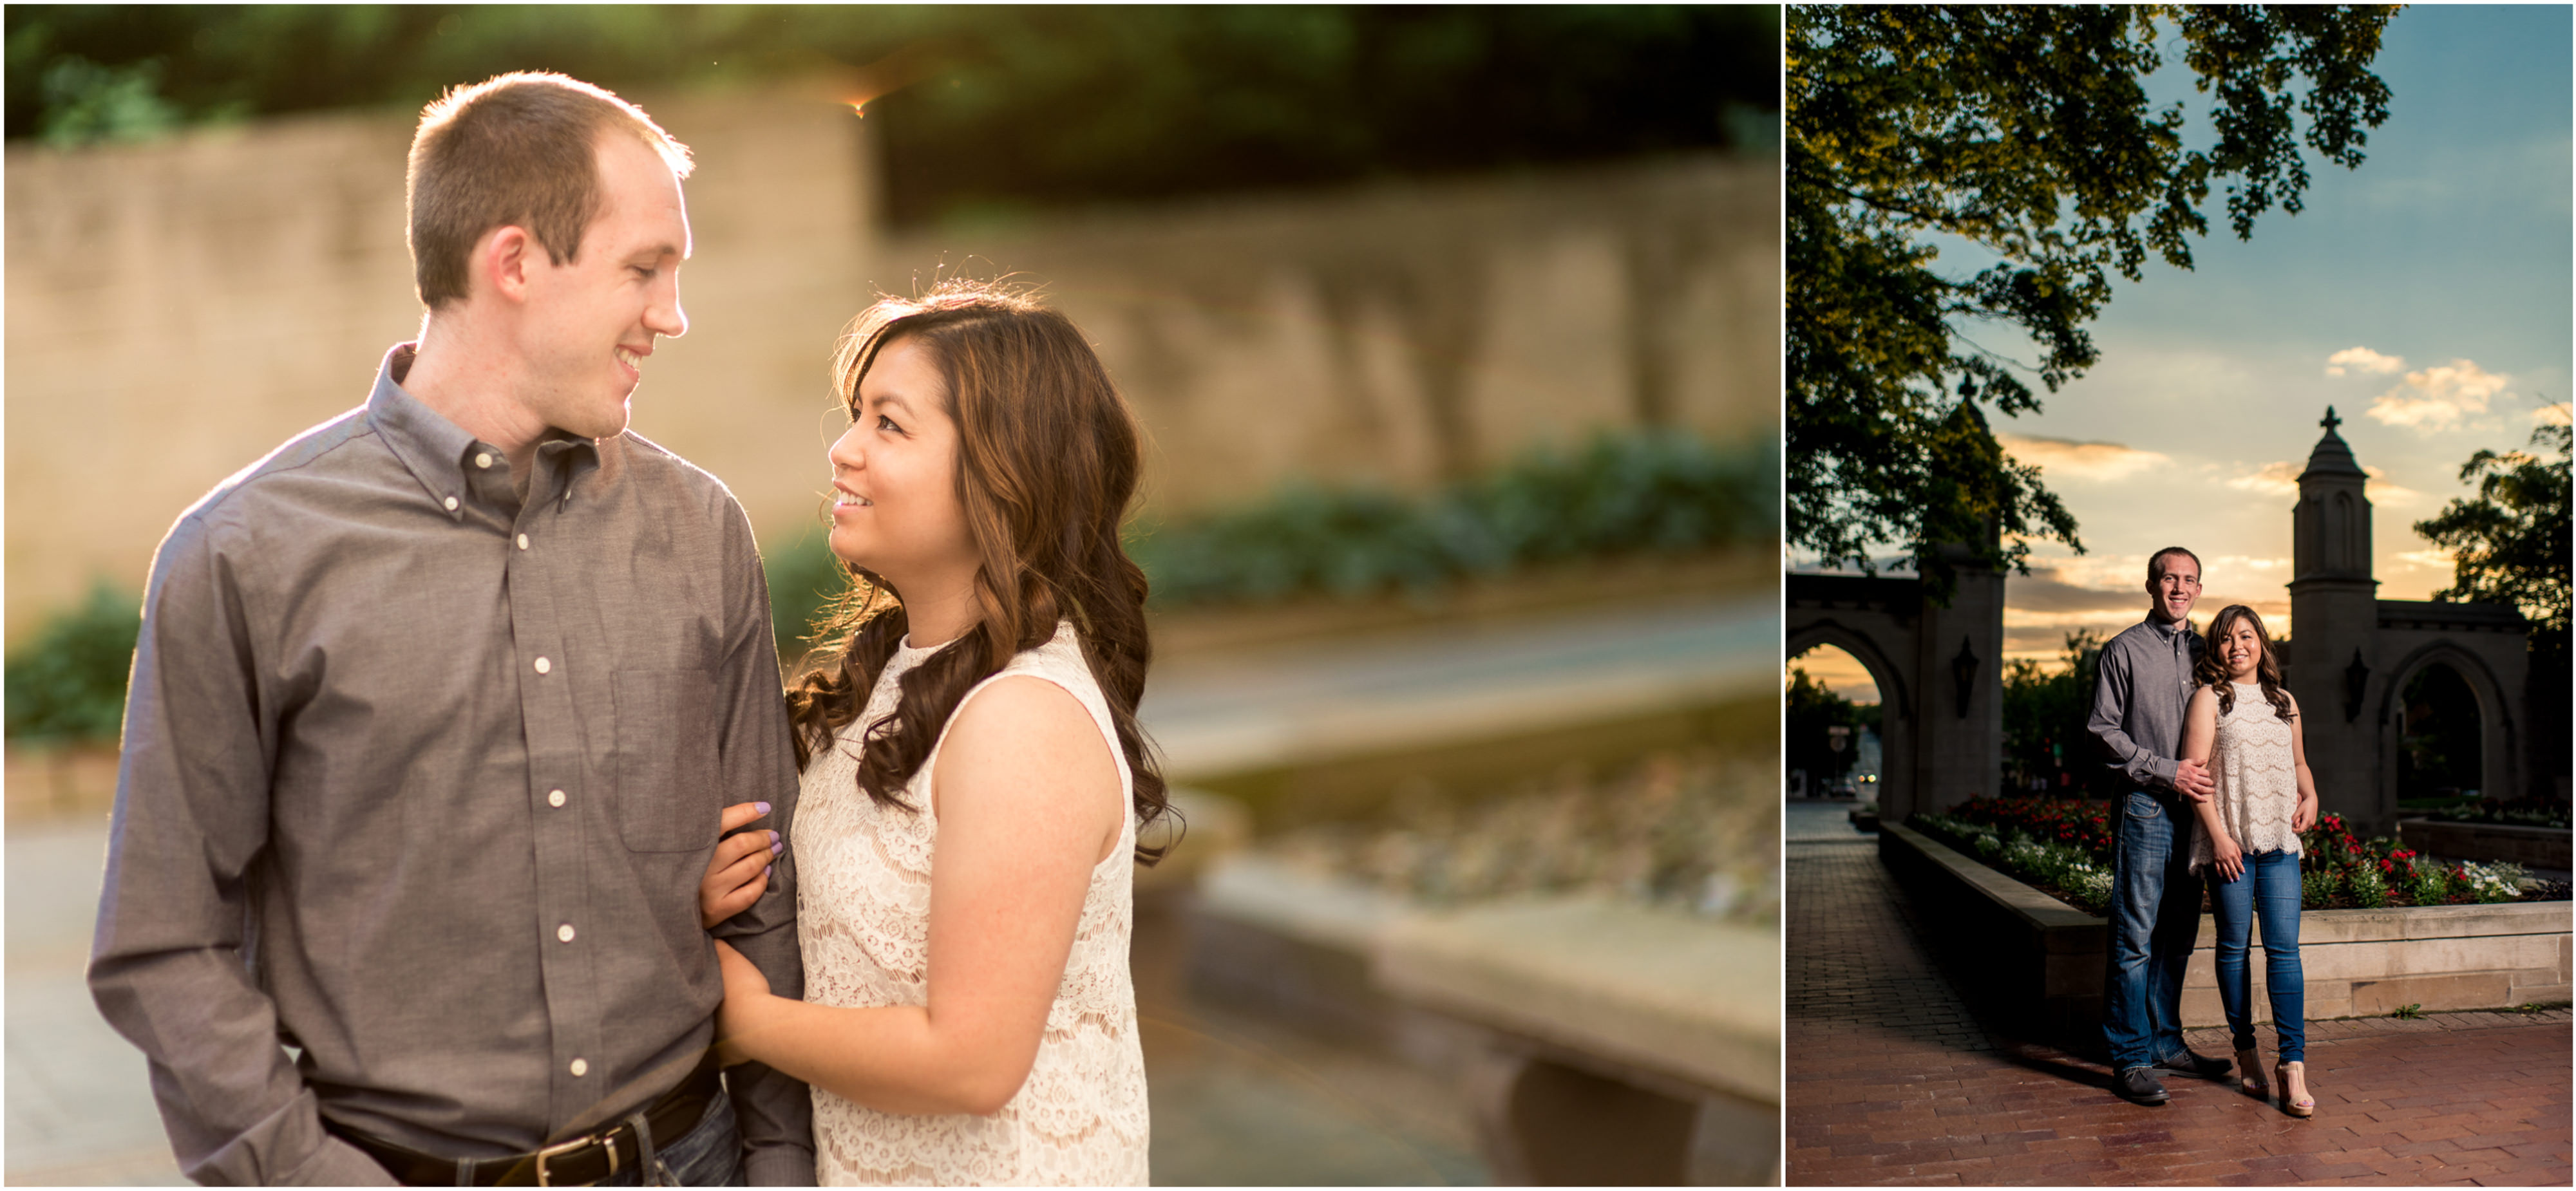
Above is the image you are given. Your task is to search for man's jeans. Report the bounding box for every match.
[2103,789,2201,1071]
[2210,848,2306,1064]
[592,1091,745,1187]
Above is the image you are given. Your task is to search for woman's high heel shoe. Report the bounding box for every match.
[2277,1060,2315,1117]
[2236,1047,2268,1097]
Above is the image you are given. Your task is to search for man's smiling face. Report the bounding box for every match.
[2146,550,2202,624]
[512,131,690,439]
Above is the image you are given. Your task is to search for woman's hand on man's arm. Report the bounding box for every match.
[703,801,779,928]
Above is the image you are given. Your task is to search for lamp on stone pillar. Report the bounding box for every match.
[1951,636,1980,719]
[2343,648,2371,722]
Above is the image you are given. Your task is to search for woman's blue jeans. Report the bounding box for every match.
[2209,848,2306,1063]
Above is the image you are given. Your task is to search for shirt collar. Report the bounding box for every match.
[366,344,480,521]
[365,343,603,518]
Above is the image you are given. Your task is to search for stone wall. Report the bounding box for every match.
[3,81,1777,643]
[1882,822,2574,1038]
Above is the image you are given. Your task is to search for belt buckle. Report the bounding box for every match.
[533,1133,612,1188]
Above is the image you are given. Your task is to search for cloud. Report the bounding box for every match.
[2365,359,2514,431]
[2325,346,2405,377]
[2535,402,2573,427]
[2364,469,2420,507]
[2001,550,2291,663]
[1786,644,1881,705]
[2227,461,2302,498]
[1995,433,2173,483]
[2393,548,2455,573]
[2224,460,2416,505]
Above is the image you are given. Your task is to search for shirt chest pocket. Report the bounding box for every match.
[611,668,722,852]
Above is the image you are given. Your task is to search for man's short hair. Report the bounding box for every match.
[2146,546,2202,585]
[406,72,694,310]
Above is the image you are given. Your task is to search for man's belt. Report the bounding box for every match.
[327,1052,723,1186]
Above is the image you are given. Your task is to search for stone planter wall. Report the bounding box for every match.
[1881,822,2574,1041]
[1192,854,1779,1185]
[2398,818,2573,871]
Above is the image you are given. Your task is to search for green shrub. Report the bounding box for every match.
[2403,861,2455,907]
[763,527,853,661]
[1128,429,1774,608]
[2345,861,2389,908]
[5,580,142,745]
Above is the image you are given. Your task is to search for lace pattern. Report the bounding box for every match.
[794,623,1148,1186]
[2191,682,2304,873]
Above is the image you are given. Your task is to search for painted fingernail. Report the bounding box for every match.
[755,802,772,815]
[764,863,774,876]
[769,832,782,853]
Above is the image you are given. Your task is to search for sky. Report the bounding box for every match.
[1794,5,2573,704]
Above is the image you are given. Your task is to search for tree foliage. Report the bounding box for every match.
[1785,665,1860,791]
[2412,421,2571,638]
[2000,629,2110,798]
[5,5,1776,224]
[1787,5,2396,596]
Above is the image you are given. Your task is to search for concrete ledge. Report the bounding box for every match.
[1883,821,2573,1038]
[1374,896,1779,1106]
[1188,854,1781,1183]
[2399,818,2573,870]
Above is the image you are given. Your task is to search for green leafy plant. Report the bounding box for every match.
[1128,429,1774,609]
[763,528,852,662]
[1914,798,2553,913]
[1913,811,2112,915]
[4,580,142,745]
[2345,860,2390,909]
[2391,1003,2423,1019]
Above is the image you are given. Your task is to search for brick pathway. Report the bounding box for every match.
[1787,836,2574,1186]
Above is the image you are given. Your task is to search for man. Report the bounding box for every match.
[2090,545,2229,1105]
[90,73,813,1185]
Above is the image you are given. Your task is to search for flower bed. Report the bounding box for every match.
[1251,749,1777,924]
[1878,821,2576,1035]
[1912,796,2546,914]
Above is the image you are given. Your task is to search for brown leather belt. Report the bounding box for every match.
[327,1053,723,1186]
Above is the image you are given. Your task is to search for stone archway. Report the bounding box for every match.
[2373,640,2523,822]
[1786,621,1914,812]
[1786,559,2003,823]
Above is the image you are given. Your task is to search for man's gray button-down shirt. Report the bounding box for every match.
[2088,612,2205,796]
[90,344,813,1185]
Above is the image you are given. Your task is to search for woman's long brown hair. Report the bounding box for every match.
[2195,604,2297,723]
[784,279,1173,863]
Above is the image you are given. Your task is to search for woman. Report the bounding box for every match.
[2181,604,2318,1118]
[699,280,1168,1184]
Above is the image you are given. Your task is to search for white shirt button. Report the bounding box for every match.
[517,534,530,550]
[442,496,459,511]
[569,1058,588,1078]
[548,789,566,808]
[475,453,493,469]
[533,657,551,675]
[557,923,576,943]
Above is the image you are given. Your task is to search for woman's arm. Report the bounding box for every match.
[2286,693,2320,832]
[714,675,1124,1116]
[2183,686,2242,881]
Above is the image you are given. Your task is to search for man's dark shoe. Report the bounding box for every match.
[2112,1066,2170,1105]
[2153,1048,2232,1080]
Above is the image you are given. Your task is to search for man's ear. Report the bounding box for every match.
[477,225,538,305]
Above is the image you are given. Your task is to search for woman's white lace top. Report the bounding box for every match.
[793,621,1148,1186]
[2190,682,2304,873]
